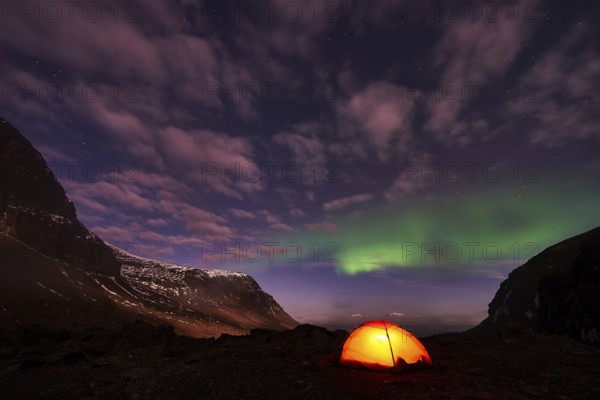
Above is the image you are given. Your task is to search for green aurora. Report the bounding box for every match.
[280,185,598,275]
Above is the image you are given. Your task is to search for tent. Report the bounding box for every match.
[339,320,433,371]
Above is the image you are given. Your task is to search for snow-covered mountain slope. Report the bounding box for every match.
[115,246,298,335]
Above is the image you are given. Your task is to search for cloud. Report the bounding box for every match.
[270,223,296,232]
[158,199,232,240]
[91,225,133,243]
[305,222,341,235]
[304,222,340,235]
[147,218,171,228]
[425,2,537,145]
[229,208,257,219]
[67,114,262,199]
[131,244,177,260]
[384,178,426,203]
[323,193,374,211]
[289,208,306,218]
[256,210,295,232]
[351,313,367,318]
[337,82,418,161]
[0,8,165,82]
[258,210,279,225]
[64,172,233,242]
[272,121,334,185]
[137,231,208,248]
[157,126,262,198]
[384,155,433,203]
[386,312,405,317]
[35,144,77,164]
[64,179,156,213]
[230,0,346,61]
[0,1,263,119]
[509,24,600,145]
[0,68,71,135]
[95,225,206,262]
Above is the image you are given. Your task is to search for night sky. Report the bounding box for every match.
[2,0,599,332]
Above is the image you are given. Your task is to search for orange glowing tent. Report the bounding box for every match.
[339,320,432,371]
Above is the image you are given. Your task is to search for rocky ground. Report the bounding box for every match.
[0,322,598,400]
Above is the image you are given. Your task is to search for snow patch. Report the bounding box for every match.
[108,276,136,297]
[204,269,247,278]
[50,214,67,224]
[581,328,599,344]
[493,306,509,322]
[35,281,65,298]
[111,244,247,279]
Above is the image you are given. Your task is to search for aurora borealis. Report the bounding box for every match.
[1,0,599,330]
[284,183,599,275]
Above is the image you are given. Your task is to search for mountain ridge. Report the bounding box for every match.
[477,226,600,344]
[0,117,297,337]
[0,117,121,275]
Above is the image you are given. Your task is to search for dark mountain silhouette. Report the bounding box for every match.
[0,118,120,274]
[0,117,297,336]
[478,226,600,344]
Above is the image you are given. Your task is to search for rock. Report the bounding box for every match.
[308,327,333,347]
[477,226,600,345]
[18,359,46,369]
[0,117,120,274]
[62,351,88,364]
[55,331,73,343]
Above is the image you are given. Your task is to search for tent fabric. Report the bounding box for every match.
[339,320,432,371]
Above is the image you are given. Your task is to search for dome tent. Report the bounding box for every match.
[339,320,432,371]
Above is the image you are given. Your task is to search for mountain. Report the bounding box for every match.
[0,119,119,274]
[478,226,600,344]
[0,117,297,336]
[115,246,298,336]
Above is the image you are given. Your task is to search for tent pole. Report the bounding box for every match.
[383,321,396,369]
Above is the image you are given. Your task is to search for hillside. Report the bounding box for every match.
[0,117,297,337]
